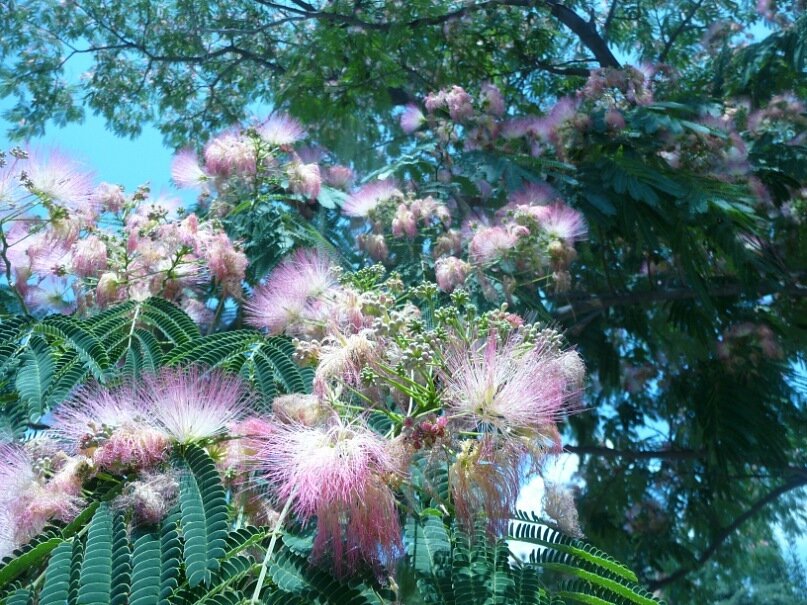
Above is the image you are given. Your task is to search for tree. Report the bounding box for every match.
[1,1,806,603]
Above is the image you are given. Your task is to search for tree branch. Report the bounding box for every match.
[658,0,706,63]
[647,474,807,590]
[565,445,704,460]
[545,1,621,68]
[554,278,807,322]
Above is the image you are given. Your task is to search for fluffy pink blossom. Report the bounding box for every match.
[141,366,252,443]
[92,182,126,212]
[323,165,355,190]
[391,203,417,238]
[604,109,627,130]
[424,90,447,113]
[435,256,470,293]
[70,235,108,277]
[288,161,321,199]
[468,226,518,264]
[400,104,426,134]
[113,472,179,525]
[257,113,306,146]
[441,333,576,432]
[203,232,247,295]
[450,437,522,534]
[0,444,84,553]
[446,86,475,122]
[342,179,401,217]
[256,420,402,572]
[171,148,208,189]
[51,383,169,471]
[480,83,506,116]
[357,233,389,262]
[508,181,559,207]
[272,394,332,426]
[246,248,340,335]
[203,131,257,177]
[538,203,588,242]
[25,150,96,215]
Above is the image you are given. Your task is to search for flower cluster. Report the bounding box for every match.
[0,366,252,558]
[171,112,354,210]
[0,148,247,318]
[243,251,585,553]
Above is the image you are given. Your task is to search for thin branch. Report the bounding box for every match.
[553,278,807,321]
[647,475,807,590]
[658,0,706,63]
[565,445,704,460]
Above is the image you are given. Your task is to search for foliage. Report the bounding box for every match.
[1,2,807,603]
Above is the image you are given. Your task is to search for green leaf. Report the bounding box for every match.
[178,445,229,588]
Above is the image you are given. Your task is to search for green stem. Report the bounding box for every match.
[250,489,296,604]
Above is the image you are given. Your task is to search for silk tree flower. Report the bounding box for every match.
[441,333,577,435]
[171,148,209,189]
[342,179,401,217]
[70,234,108,277]
[468,226,518,264]
[435,256,470,293]
[257,113,306,146]
[400,104,426,134]
[323,165,355,190]
[256,420,403,573]
[202,232,248,296]
[507,181,559,207]
[92,182,126,212]
[112,471,180,525]
[142,366,252,443]
[313,330,378,396]
[0,444,84,554]
[445,86,474,122]
[246,248,341,335]
[272,394,332,426]
[450,437,522,534]
[288,161,321,199]
[25,150,96,215]
[51,383,170,472]
[203,130,257,177]
[480,83,505,116]
[537,203,588,243]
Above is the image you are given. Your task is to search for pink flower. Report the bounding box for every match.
[51,383,169,471]
[480,83,505,116]
[203,232,247,295]
[538,203,588,242]
[256,420,402,572]
[272,394,332,426]
[450,437,522,534]
[508,181,559,207]
[441,333,578,432]
[141,366,252,443]
[171,148,208,189]
[604,109,626,131]
[0,444,85,552]
[257,113,306,146]
[113,472,179,525]
[391,203,417,238]
[357,233,389,262]
[203,131,257,177]
[435,256,470,293]
[70,235,108,277]
[323,165,355,190]
[400,104,426,134]
[92,182,126,212]
[25,150,96,215]
[288,161,321,199]
[342,179,401,217]
[246,248,340,335]
[468,226,517,264]
[446,86,474,122]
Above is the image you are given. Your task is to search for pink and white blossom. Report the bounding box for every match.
[342,179,401,217]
